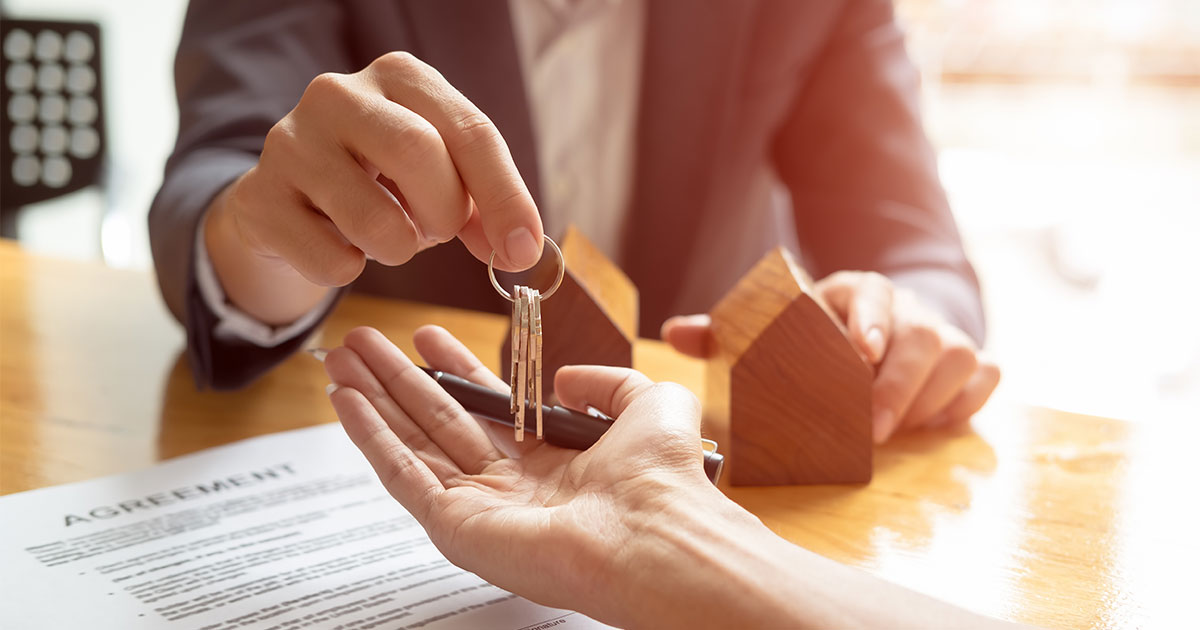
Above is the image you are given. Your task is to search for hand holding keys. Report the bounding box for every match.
[490,237,563,441]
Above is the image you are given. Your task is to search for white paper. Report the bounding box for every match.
[0,423,610,630]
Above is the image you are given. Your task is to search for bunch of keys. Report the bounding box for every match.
[489,236,564,442]
[511,286,541,440]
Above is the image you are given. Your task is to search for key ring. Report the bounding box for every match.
[488,235,565,302]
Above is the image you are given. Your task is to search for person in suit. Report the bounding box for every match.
[150,0,999,443]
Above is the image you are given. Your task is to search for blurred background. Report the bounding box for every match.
[2,0,1198,422]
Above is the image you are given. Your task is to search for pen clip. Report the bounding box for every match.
[584,405,614,423]
[700,439,724,485]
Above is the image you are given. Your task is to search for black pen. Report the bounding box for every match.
[308,348,723,484]
[421,367,724,484]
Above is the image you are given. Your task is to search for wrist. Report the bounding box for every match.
[204,172,277,265]
[203,174,331,325]
[598,482,782,629]
[600,483,1001,630]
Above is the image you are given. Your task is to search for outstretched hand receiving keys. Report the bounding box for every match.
[322,325,717,625]
[321,326,1011,629]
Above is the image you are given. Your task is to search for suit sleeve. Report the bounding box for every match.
[772,0,985,345]
[148,1,354,389]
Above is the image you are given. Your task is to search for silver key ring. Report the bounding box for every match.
[488,235,565,302]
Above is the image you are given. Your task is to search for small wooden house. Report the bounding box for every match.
[708,247,873,485]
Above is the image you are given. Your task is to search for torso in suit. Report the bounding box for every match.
[150,0,983,389]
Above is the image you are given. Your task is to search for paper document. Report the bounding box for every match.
[0,423,610,630]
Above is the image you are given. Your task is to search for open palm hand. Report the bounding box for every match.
[323,326,715,617]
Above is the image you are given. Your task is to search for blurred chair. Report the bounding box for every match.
[0,17,105,237]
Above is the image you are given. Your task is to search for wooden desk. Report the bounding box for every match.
[1,241,1193,628]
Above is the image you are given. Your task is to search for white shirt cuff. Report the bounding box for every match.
[194,216,338,347]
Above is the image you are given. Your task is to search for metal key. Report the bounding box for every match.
[515,285,531,441]
[509,285,520,415]
[529,287,543,438]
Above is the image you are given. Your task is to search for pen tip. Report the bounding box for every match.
[306,347,329,362]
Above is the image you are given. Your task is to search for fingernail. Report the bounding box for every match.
[306,347,328,362]
[872,408,894,444]
[504,227,540,269]
[325,383,340,396]
[865,327,885,362]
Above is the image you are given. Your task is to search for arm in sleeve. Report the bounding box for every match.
[148,1,354,389]
[772,0,985,344]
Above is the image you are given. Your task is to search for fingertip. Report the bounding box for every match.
[926,411,952,429]
[845,275,893,360]
[552,365,585,405]
[322,345,358,384]
[872,407,896,444]
[864,326,886,363]
[345,326,408,360]
[551,364,588,385]
[410,324,457,367]
[504,225,541,270]
[412,324,449,347]
[661,314,715,359]
[659,316,679,342]
[558,365,655,418]
[662,313,711,332]
[343,325,385,348]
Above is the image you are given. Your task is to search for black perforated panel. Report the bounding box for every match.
[1,19,105,209]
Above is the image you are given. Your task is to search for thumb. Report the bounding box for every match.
[556,366,703,458]
[661,314,716,359]
[554,365,654,418]
[819,273,893,365]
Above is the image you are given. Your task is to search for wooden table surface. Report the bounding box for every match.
[1,240,1194,628]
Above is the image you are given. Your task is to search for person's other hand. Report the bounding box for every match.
[321,325,723,623]
[205,52,542,322]
[661,271,1000,443]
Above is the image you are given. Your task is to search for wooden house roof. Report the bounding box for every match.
[710,247,823,360]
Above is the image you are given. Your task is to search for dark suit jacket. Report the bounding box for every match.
[150,0,984,390]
